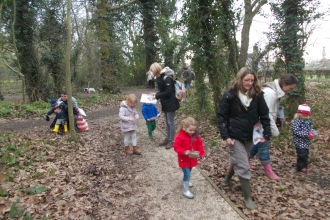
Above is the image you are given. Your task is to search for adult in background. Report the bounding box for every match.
[217,67,271,210]
[249,74,298,180]
[182,66,193,89]
[146,70,155,90]
[150,62,180,149]
[50,91,79,130]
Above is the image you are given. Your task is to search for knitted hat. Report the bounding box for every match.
[50,99,57,107]
[297,104,311,115]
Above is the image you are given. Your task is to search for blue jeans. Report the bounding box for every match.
[184,82,191,89]
[250,141,271,165]
[182,168,192,182]
[164,111,176,141]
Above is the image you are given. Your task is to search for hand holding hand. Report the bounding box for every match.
[200,156,206,162]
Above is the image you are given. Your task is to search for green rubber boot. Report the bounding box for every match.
[221,167,234,186]
[239,177,255,210]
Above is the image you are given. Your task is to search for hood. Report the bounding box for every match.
[263,81,276,90]
[263,79,285,99]
[120,100,128,108]
[161,66,174,80]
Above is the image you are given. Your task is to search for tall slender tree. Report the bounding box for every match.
[15,0,45,101]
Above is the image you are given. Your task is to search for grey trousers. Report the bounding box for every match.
[229,139,252,180]
[164,111,176,141]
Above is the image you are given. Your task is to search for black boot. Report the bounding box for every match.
[221,166,234,186]
[159,138,169,146]
[239,177,255,210]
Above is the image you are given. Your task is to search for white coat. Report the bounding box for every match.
[262,79,285,137]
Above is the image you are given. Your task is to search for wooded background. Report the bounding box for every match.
[0,0,327,117]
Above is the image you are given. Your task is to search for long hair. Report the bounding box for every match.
[150,62,162,77]
[176,117,197,134]
[124,94,137,105]
[230,67,261,98]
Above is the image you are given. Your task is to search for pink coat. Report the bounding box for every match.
[173,130,205,168]
[119,101,139,132]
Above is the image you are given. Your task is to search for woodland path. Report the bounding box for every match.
[0,88,244,219]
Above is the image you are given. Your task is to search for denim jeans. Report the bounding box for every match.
[184,82,191,89]
[164,111,176,141]
[182,168,192,182]
[250,141,271,165]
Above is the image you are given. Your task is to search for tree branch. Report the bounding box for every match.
[109,0,139,11]
[2,59,24,77]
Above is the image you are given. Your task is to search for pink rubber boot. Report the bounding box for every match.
[263,164,281,181]
[248,158,256,170]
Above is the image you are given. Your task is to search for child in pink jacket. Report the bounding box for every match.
[173,117,206,199]
[119,94,141,155]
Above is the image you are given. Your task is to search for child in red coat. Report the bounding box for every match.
[173,117,206,199]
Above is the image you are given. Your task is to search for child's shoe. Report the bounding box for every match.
[124,146,133,155]
[301,168,310,173]
[133,146,142,155]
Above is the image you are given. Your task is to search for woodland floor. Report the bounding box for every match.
[1,85,330,219]
[0,88,242,220]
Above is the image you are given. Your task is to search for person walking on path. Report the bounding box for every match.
[217,67,271,210]
[182,65,193,89]
[173,117,206,199]
[292,104,317,173]
[249,74,298,181]
[141,101,160,140]
[150,63,180,149]
[119,94,141,155]
[146,70,155,90]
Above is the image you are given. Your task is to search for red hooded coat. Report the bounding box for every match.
[173,130,205,168]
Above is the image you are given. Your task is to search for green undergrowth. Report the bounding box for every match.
[0,93,121,119]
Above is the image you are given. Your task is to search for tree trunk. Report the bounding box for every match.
[65,0,76,138]
[97,0,120,93]
[140,0,158,70]
[238,0,267,69]
[282,0,305,118]
[15,0,43,102]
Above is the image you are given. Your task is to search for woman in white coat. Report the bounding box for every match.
[249,74,298,181]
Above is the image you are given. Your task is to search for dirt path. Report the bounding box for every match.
[0,88,243,219]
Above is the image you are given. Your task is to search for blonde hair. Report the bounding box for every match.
[150,62,162,77]
[125,94,137,105]
[293,113,309,121]
[230,67,261,98]
[176,117,197,134]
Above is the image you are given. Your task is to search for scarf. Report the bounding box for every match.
[239,91,252,110]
